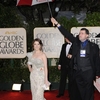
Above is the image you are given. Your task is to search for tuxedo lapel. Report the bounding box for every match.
[64,43,67,55]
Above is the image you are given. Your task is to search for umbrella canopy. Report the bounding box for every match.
[16,0,53,6]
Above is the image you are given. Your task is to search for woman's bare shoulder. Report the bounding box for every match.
[41,52,47,58]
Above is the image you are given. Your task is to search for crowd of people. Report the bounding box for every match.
[26,17,100,100]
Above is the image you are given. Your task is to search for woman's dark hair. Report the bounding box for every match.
[32,38,43,50]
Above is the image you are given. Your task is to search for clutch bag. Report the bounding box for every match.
[42,82,51,90]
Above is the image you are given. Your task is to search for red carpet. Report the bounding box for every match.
[0,90,100,100]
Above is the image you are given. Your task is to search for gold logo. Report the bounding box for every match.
[5,31,17,34]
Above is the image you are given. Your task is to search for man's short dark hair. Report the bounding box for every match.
[80,28,89,34]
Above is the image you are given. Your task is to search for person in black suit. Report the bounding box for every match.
[51,17,100,100]
[56,38,72,98]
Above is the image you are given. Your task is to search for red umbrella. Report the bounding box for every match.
[16,0,54,17]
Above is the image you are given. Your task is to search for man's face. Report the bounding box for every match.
[79,30,89,42]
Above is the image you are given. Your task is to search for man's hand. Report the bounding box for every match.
[51,17,58,26]
[51,17,61,27]
[67,54,72,59]
[58,65,61,70]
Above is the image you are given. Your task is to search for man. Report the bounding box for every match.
[56,38,72,98]
[51,17,100,100]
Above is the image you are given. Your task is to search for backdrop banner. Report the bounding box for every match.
[34,27,64,58]
[0,28,27,58]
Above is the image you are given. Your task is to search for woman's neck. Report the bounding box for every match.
[34,50,41,54]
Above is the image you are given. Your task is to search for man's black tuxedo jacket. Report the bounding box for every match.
[58,26,100,78]
[58,43,71,70]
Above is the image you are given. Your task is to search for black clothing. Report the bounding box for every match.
[75,41,92,71]
[58,43,72,96]
[58,26,100,100]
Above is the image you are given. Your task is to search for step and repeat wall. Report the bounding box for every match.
[34,27,64,58]
[0,28,26,58]
[34,27,64,66]
[0,27,100,65]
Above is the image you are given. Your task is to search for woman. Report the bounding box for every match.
[27,38,50,100]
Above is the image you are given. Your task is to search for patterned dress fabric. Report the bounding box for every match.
[27,52,46,100]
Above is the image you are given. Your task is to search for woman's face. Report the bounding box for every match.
[33,41,41,51]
